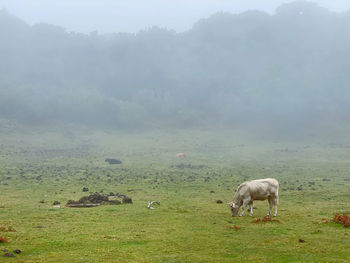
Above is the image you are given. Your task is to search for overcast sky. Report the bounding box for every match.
[1,0,350,33]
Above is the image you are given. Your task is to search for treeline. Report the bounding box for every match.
[1,1,350,130]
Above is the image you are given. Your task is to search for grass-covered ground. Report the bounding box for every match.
[0,128,349,262]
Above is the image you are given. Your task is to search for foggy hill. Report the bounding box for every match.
[1,1,350,131]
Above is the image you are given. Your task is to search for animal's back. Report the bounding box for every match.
[238,178,279,199]
[249,178,279,194]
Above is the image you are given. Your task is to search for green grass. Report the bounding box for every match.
[0,128,349,262]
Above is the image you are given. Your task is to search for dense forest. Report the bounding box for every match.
[1,1,350,130]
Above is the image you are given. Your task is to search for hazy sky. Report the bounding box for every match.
[1,0,350,33]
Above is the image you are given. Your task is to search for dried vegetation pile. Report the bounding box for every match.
[333,213,350,227]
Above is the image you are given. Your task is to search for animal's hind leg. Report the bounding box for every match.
[273,196,278,217]
[267,197,273,216]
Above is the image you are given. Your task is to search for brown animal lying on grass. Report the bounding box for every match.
[176,153,186,158]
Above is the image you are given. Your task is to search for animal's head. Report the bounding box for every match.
[228,201,239,217]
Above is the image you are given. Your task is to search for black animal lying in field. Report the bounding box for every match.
[105,158,122,164]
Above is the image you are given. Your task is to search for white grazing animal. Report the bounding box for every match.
[229,178,279,217]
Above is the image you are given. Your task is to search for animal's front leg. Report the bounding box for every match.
[239,199,249,216]
[249,203,253,216]
[273,197,278,217]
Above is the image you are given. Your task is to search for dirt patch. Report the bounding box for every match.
[251,216,280,223]
[0,236,9,243]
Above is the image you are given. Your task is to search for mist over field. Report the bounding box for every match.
[1,1,350,262]
[1,0,350,137]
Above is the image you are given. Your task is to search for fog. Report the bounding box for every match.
[1,0,350,33]
[1,0,350,135]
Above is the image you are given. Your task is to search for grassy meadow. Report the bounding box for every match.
[0,127,349,262]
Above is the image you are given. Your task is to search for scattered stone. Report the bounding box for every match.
[66,192,131,207]
[39,200,45,204]
[82,187,89,192]
[78,193,108,204]
[210,190,215,193]
[52,201,60,205]
[122,197,133,204]
[105,158,122,165]
[3,253,14,257]
[1,249,8,252]
[109,192,115,196]
[297,186,303,191]
[298,239,305,243]
[13,249,21,254]
[216,200,223,204]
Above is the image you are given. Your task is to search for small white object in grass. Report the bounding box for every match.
[52,205,60,208]
[147,201,160,209]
